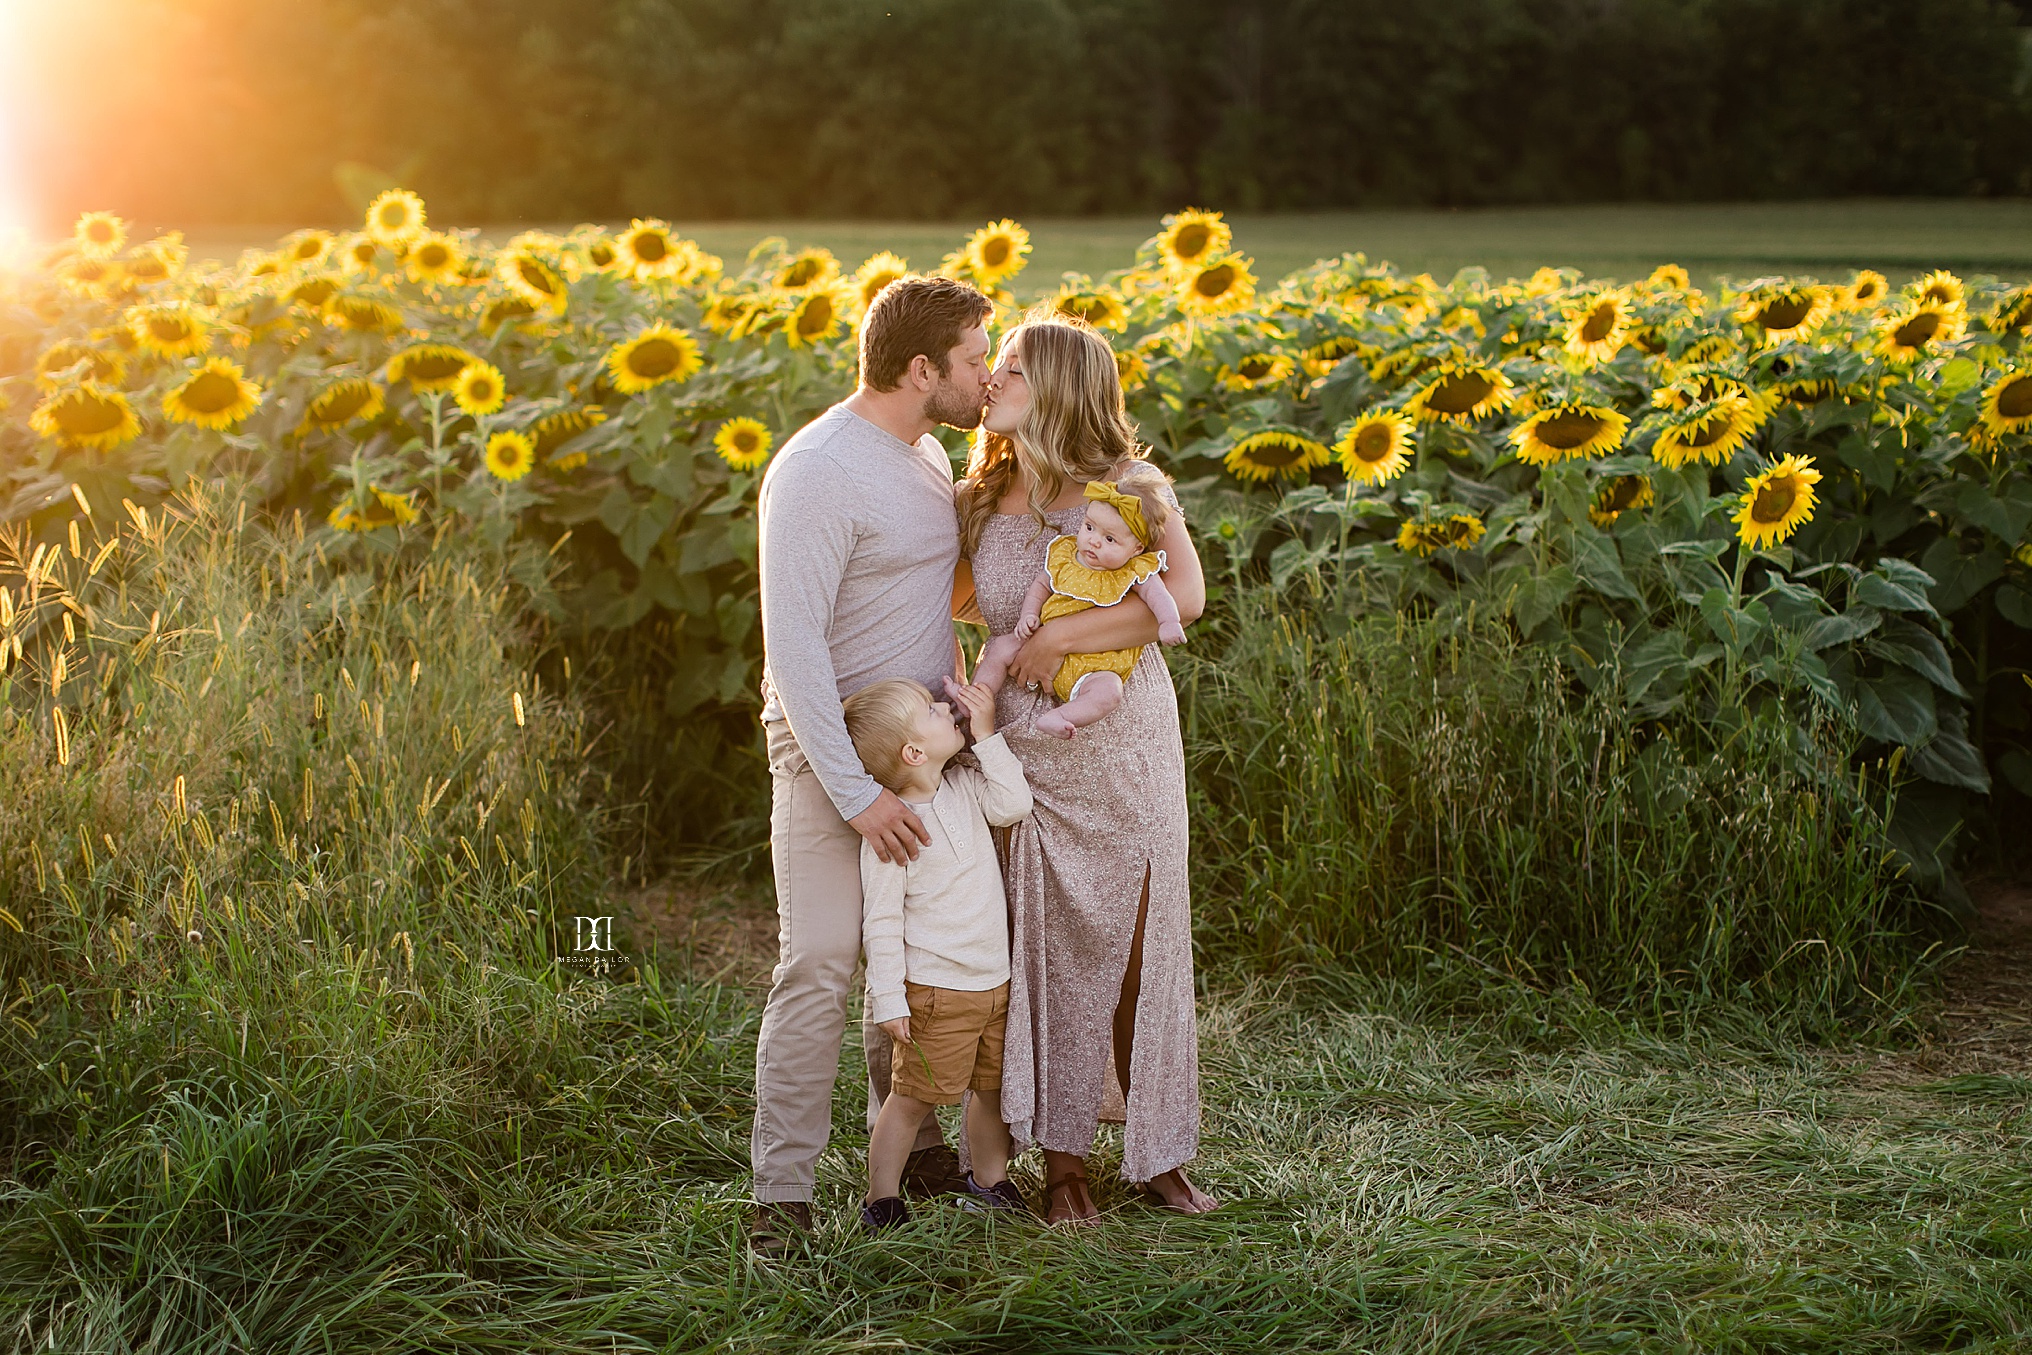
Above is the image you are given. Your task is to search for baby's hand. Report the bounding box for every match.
[1014,614,1040,640]
[880,1016,911,1044]
[1158,621,1187,646]
[951,680,1000,741]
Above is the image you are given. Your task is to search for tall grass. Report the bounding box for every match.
[1179,589,1949,1023]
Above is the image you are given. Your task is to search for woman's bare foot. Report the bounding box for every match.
[1139,1167,1218,1214]
[1043,1151,1101,1225]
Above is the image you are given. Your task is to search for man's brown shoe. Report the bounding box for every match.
[899,1143,967,1198]
[748,1201,813,1255]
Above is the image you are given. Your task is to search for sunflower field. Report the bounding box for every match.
[2,196,2030,906]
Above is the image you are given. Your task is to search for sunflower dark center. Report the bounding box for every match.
[180,371,242,413]
[1536,412,1603,449]
[1175,225,1210,259]
[980,238,1011,268]
[628,338,682,377]
[797,297,835,335]
[589,243,615,265]
[1195,265,1236,298]
[1751,478,1797,523]
[1425,371,1494,414]
[1239,356,1275,379]
[782,259,821,286]
[377,203,408,229]
[1245,438,1304,467]
[86,222,116,243]
[1893,312,1942,347]
[634,233,668,262]
[1998,377,2032,419]
[58,393,125,435]
[403,350,471,382]
[1682,413,1733,447]
[733,430,759,453]
[1353,424,1396,462]
[148,317,194,342]
[1758,296,1813,330]
[517,260,558,294]
[1580,303,1618,343]
[314,384,372,422]
[417,244,450,268]
[292,279,338,307]
[1605,477,1647,512]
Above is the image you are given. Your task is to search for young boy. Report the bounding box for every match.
[843,676,1033,1229]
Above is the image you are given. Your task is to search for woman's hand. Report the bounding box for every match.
[1006,622,1072,691]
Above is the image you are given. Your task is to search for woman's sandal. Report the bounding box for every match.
[1044,1170,1100,1226]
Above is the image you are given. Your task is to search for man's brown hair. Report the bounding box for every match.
[859,277,993,392]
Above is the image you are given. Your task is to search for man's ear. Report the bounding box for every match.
[898,741,929,767]
[907,353,936,392]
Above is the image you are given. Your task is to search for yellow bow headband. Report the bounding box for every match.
[1084,479,1151,546]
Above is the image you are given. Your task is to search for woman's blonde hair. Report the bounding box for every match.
[957,313,1145,556]
[842,677,932,792]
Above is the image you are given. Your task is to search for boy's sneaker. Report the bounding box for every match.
[958,1172,1031,1214]
[860,1195,910,1231]
[900,1143,967,1197]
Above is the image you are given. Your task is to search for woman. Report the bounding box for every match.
[955,315,1218,1223]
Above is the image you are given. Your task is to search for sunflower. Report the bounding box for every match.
[1177,255,1257,318]
[365,189,427,248]
[496,250,568,314]
[127,302,211,358]
[1733,455,1822,550]
[279,229,333,266]
[1115,348,1149,388]
[405,232,464,285]
[1223,430,1330,483]
[1335,411,1415,485]
[701,294,758,337]
[1218,352,1296,392]
[1979,370,2032,439]
[479,296,540,337]
[1052,288,1129,332]
[1774,377,1840,406]
[534,406,607,467]
[615,218,685,281]
[339,234,382,274]
[122,251,173,286]
[852,252,913,310]
[1910,269,1965,312]
[1588,475,1654,527]
[1396,514,1485,557]
[962,220,1030,287]
[578,235,620,273]
[298,377,385,434]
[774,247,840,292]
[1563,289,1631,362]
[1396,520,1445,557]
[1157,210,1231,275]
[1650,394,1761,470]
[1674,334,1736,368]
[1987,286,2032,334]
[56,254,121,298]
[1645,263,1691,291]
[35,341,125,390]
[73,211,126,259]
[1509,403,1630,466]
[453,361,507,416]
[606,324,702,393]
[1876,301,1966,361]
[160,357,262,430]
[30,384,140,451]
[1301,335,1366,380]
[322,291,405,334]
[1405,364,1515,425]
[286,274,342,310]
[386,343,481,393]
[1737,285,1831,342]
[785,287,848,349]
[714,417,774,471]
[329,485,418,532]
[483,430,535,482]
[1440,513,1487,549]
[1841,270,1889,309]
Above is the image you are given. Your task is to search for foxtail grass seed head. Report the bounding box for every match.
[173,774,187,822]
[52,706,69,765]
[70,483,92,517]
[513,691,525,726]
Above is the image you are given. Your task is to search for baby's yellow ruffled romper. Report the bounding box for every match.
[1037,535,1168,703]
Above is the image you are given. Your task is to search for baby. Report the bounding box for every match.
[844,676,1034,1231]
[971,464,1187,738]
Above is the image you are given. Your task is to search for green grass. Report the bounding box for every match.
[167,198,2032,294]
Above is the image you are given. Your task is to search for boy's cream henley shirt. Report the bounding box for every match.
[860,733,1033,1026]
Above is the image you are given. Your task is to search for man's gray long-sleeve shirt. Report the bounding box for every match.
[757,403,960,821]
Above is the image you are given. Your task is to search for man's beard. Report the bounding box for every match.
[922,377,984,430]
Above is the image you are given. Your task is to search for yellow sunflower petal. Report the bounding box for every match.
[162,357,263,430]
[713,417,774,471]
[606,324,702,393]
[485,430,535,481]
[1733,455,1822,549]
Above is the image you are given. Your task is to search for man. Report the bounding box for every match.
[750,276,995,1251]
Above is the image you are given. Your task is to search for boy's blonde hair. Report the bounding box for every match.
[843,678,932,793]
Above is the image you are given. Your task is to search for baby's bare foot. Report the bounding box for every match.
[1034,711,1077,739]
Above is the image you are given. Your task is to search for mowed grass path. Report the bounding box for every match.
[170,198,2032,295]
[566,891,2032,1353]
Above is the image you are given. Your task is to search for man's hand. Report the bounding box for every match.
[1005,623,1068,691]
[879,1015,911,1044]
[849,788,930,864]
[950,680,999,742]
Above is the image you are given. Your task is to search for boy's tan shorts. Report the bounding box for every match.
[889,980,1009,1106]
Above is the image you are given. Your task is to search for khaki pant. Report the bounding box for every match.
[751,719,940,1203]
